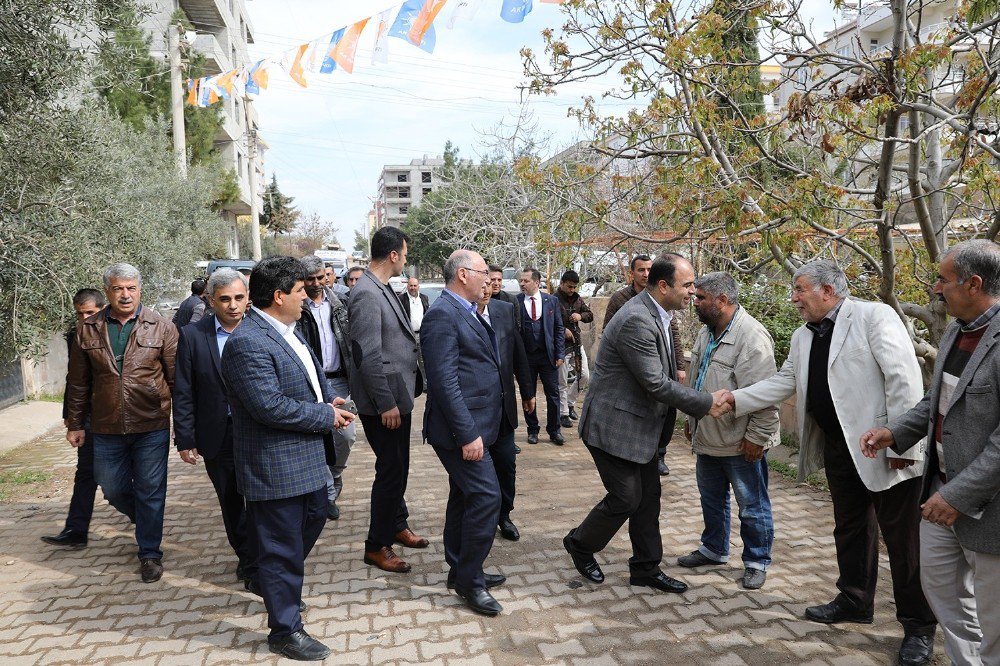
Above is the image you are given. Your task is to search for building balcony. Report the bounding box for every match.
[179,0,227,32]
[192,33,229,75]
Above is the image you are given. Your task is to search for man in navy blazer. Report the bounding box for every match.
[421,249,507,616]
[221,257,354,661]
[478,283,534,541]
[516,268,566,444]
[173,269,256,589]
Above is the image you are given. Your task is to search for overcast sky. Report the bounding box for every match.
[244,0,837,248]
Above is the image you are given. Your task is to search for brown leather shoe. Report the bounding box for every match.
[363,546,412,573]
[394,528,429,549]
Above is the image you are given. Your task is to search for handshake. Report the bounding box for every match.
[708,389,735,418]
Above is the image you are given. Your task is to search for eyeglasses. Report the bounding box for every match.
[462,266,490,277]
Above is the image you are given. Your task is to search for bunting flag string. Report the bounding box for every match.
[186,0,566,107]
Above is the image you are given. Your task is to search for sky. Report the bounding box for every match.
[244,0,837,248]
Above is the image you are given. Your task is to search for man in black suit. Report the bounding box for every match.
[516,268,566,445]
[421,249,507,615]
[41,288,107,550]
[399,277,430,334]
[173,278,209,328]
[172,268,256,588]
[478,283,534,541]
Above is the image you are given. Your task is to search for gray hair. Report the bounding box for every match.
[942,239,1000,297]
[443,249,477,284]
[792,260,849,297]
[694,271,739,305]
[206,268,248,296]
[102,263,142,288]
[299,255,325,274]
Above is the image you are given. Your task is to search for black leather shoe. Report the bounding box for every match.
[804,599,874,624]
[563,533,604,583]
[526,432,538,445]
[560,415,573,428]
[447,573,506,590]
[140,558,163,583]
[327,500,340,521]
[550,432,565,445]
[498,518,520,541]
[629,571,688,594]
[658,457,670,476]
[455,587,502,616]
[569,406,578,420]
[268,629,331,661]
[898,633,934,666]
[41,529,87,550]
[513,445,521,454]
[246,579,307,611]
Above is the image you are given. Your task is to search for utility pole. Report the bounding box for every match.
[243,96,263,261]
[168,23,187,178]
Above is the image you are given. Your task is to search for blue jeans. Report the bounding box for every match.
[92,429,169,560]
[695,453,773,570]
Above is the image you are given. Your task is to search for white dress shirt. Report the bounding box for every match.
[306,294,342,372]
[522,292,542,320]
[649,295,674,363]
[252,306,324,402]
[408,293,425,331]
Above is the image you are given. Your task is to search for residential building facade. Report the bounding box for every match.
[375,156,446,228]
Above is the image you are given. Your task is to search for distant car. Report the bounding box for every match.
[419,283,446,305]
[388,275,408,294]
[207,259,256,275]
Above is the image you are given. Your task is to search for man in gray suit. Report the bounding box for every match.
[564,254,726,593]
[862,240,1000,665]
[348,226,427,573]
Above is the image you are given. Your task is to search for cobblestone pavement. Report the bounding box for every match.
[0,396,943,665]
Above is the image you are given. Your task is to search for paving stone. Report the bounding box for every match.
[0,401,947,665]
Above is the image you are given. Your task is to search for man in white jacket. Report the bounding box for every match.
[716,261,936,666]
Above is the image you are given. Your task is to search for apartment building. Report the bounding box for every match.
[375,156,446,228]
[143,0,265,257]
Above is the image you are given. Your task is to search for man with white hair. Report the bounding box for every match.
[65,263,178,583]
[716,260,937,666]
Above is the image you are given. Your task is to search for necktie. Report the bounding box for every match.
[530,297,537,321]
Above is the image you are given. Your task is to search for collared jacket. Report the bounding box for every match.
[557,289,594,343]
[65,305,178,435]
[687,308,779,457]
[298,287,352,381]
[604,283,687,371]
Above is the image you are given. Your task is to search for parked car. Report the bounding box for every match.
[207,259,256,275]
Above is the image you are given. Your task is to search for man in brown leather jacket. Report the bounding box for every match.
[65,263,178,583]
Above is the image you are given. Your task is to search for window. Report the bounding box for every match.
[869,39,879,54]
[796,68,808,88]
[396,173,408,182]
[422,187,432,195]
[398,205,409,214]
[398,187,410,199]
[838,45,851,57]
[421,171,432,183]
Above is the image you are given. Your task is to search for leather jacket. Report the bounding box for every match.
[298,288,352,380]
[65,305,178,434]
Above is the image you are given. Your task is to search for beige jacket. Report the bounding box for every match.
[687,307,779,456]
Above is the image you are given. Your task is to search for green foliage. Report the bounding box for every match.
[211,168,241,211]
[739,277,801,367]
[353,229,370,254]
[402,198,456,272]
[261,175,301,234]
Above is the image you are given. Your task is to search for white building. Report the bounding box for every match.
[375,156,446,228]
[143,0,265,258]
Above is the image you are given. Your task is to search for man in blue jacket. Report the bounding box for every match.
[421,249,506,616]
[221,257,354,661]
[516,268,566,445]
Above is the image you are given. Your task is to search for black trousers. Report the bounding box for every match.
[247,487,327,638]
[360,412,412,552]
[203,421,256,579]
[568,445,662,577]
[64,426,98,536]
[490,427,517,520]
[823,431,936,636]
[657,408,676,460]
[435,445,501,590]
[524,352,561,437]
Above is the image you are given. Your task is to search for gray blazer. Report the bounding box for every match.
[579,291,713,464]
[888,312,1000,555]
[348,269,423,416]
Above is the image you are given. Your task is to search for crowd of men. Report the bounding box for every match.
[44,230,1000,665]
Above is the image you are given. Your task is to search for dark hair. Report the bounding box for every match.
[647,253,685,288]
[370,226,410,261]
[521,267,541,282]
[630,254,652,271]
[249,256,308,308]
[346,266,364,278]
[73,288,106,308]
[191,278,207,295]
[488,265,503,274]
[560,270,580,283]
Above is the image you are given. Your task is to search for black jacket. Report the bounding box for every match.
[298,288,352,380]
[172,316,231,458]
